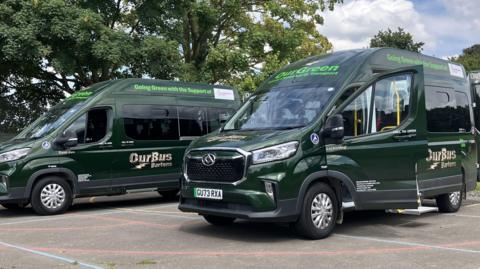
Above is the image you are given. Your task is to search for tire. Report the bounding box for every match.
[31,176,73,215]
[436,190,462,213]
[294,182,338,239]
[1,203,28,210]
[203,215,235,226]
[158,189,179,200]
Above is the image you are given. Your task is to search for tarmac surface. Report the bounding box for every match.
[0,192,479,269]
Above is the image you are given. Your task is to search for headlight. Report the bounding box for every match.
[252,141,299,164]
[0,148,31,163]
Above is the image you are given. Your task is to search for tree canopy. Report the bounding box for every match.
[453,44,480,71]
[369,27,425,53]
[0,0,343,132]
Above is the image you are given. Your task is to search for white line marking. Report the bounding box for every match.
[0,210,125,226]
[110,207,199,219]
[337,234,480,254]
[447,213,480,219]
[0,241,104,269]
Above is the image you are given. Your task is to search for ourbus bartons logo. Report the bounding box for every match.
[426,148,456,170]
[129,152,173,169]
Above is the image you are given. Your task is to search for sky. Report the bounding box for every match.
[317,0,480,58]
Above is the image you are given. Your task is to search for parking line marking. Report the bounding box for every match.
[336,234,480,254]
[0,241,104,269]
[464,203,480,208]
[109,207,199,219]
[447,213,480,219]
[0,210,125,226]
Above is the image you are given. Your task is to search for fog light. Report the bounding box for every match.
[264,181,275,200]
[0,175,7,192]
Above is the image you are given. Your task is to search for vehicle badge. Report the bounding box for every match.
[201,153,216,166]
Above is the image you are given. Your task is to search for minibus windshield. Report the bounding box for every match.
[223,86,335,131]
[14,101,87,140]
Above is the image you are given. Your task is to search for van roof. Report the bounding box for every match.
[261,48,468,92]
[71,78,239,102]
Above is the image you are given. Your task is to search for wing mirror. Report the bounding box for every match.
[322,114,345,140]
[54,130,78,149]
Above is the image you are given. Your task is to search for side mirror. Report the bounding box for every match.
[54,131,78,149]
[322,114,345,140]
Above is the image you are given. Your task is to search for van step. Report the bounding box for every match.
[386,206,438,215]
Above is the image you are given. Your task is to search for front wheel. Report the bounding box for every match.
[203,215,235,226]
[31,177,73,215]
[436,190,462,213]
[294,183,338,239]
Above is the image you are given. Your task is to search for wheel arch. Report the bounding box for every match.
[295,170,357,214]
[25,168,78,200]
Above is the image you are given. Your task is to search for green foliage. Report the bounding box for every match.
[369,27,425,53]
[0,0,342,132]
[452,44,480,71]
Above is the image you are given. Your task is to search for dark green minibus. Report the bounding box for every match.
[179,48,478,239]
[0,79,241,215]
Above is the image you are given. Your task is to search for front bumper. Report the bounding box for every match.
[179,197,298,222]
[0,187,28,204]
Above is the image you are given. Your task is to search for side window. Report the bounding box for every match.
[123,105,179,140]
[425,87,462,132]
[63,108,110,144]
[340,86,372,137]
[207,108,233,132]
[178,107,208,137]
[373,74,412,133]
[453,91,471,132]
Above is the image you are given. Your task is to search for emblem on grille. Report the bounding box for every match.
[201,153,216,166]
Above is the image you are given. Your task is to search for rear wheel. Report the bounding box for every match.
[1,203,28,210]
[203,215,235,226]
[158,189,179,200]
[436,190,462,213]
[31,177,73,215]
[294,182,338,239]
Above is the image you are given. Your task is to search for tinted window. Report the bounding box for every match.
[207,108,234,132]
[425,87,470,133]
[373,75,411,133]
[178,107,208,137]
[341,86,372,137]
[63,108,110,144]
[453,91,471,132]
[123,105,179,140]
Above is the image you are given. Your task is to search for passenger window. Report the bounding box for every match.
[340,86,372,137]
[63,108,110,144]
[373,75,411,133]
[425,87,469,133]
[207,108,234,132]
[178,107,208,137]
[453,91,471,132]
[123,105,179,140]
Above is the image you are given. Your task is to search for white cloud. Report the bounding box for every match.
[318,0,435,52]
[314,0,480,57]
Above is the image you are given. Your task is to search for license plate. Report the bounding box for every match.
[194,188,223,200]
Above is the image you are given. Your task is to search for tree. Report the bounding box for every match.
[369,27,425,53]
[0,0,343,132]
[453,44,480,71]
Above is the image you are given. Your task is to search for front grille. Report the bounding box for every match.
[186,154,245,183]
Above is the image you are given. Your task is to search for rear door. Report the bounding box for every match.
[332,66,427,210]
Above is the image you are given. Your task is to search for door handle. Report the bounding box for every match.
[393,133,416,141]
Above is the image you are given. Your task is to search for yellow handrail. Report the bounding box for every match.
[392,81,401,126]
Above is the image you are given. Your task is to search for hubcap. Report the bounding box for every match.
[449,191,461,206]
[311,193,333,230]
[40,184,66,209]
